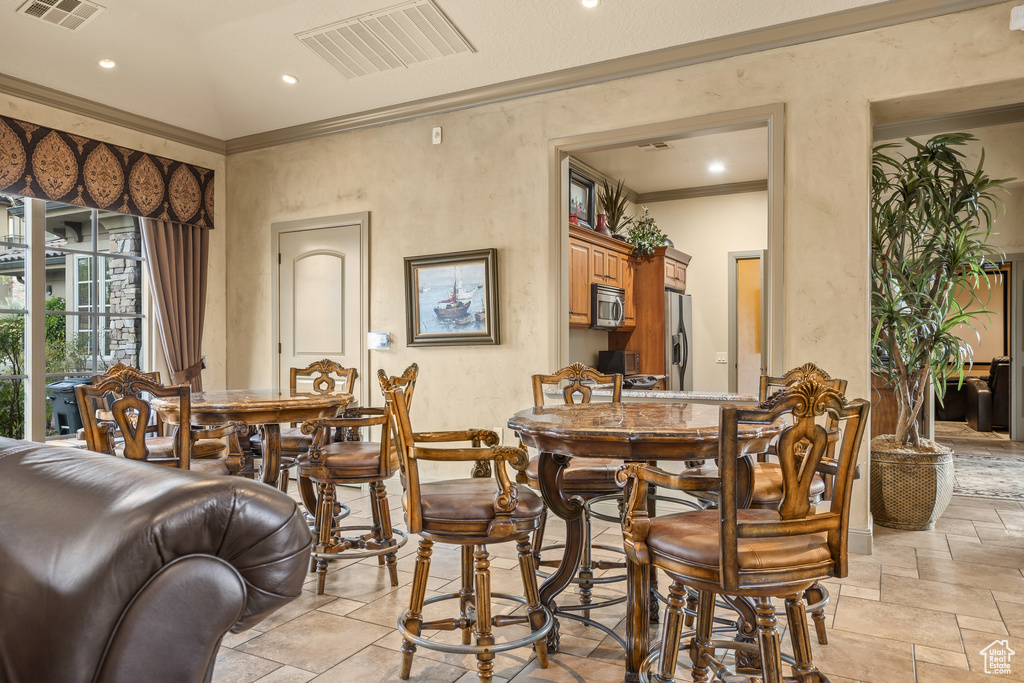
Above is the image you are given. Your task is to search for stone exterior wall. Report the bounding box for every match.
[104,228,141,366]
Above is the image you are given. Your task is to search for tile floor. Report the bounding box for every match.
[214,432,1024,683]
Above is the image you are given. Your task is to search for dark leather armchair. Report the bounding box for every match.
[0,437,312,683]
[966,356,1010,431]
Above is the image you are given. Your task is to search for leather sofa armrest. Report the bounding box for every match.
[965,376,992,432]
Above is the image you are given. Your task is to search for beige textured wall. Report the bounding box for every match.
[0,94,228,389]
[648,192,768,393]
[226,2,1024,546]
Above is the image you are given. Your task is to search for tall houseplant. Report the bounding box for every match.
[870,132,1009,529]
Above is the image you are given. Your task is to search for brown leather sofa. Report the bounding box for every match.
[0,437,312,683]
[966,356,1010,432]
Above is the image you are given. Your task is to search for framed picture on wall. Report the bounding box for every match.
[569,169,595,228]
[404,248,500,346]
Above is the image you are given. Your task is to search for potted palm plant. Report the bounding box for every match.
[870,133,1010,530]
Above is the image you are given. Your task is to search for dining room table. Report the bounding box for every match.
[507,400,781,683]
[154,387,353,487]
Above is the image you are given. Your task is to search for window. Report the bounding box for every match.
[0,196,27,439]
[0,195,147,439]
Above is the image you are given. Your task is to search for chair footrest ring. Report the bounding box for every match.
[310,525,408,560]
[397,592,552,656]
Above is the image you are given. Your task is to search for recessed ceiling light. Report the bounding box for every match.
[282,74,299,85]
[97,58,117,69]
[709,162,726,173]
[581,0,600,7]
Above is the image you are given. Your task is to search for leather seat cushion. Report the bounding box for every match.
[296,441,397,480]
[421,479,544,525]
[646,508,831,571]
[752,462,825,505]
[115,436,226,459]
[680,462,825,505]
[250,427,311,456]
[525,456,621,494]
[189,458,230,476]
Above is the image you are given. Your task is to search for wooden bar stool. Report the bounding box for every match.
[382,367,551,683]
[297,364,410,595]
[618,379,869,683]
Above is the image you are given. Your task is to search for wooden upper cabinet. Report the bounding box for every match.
[664,256,688,291]
[569,236,591,327]
[569,225,634,330]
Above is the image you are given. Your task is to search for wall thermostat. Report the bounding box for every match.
[367,332,391,350]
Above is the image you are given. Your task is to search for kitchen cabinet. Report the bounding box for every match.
[609,245,692,386]
[569,237,591,326]
[568,225,634,330]
[664,256,687,291]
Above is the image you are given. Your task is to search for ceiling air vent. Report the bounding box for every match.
[297,0,474,80]
[17,0,103,30]
[637,142,673,151]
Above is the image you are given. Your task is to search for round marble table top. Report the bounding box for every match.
[508,401,779,459]
[154,388,353,425]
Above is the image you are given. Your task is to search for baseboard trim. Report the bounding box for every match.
[848,526,873,555]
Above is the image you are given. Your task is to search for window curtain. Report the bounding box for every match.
[141,219,209,391]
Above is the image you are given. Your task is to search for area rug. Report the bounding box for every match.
[953,454,1024,500]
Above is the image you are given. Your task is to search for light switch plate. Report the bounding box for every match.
[716,352,727,364]
[368,332,391,350]
[432,126,442,144]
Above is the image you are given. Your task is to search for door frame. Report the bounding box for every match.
[547,104,785,376]
[270,212,370,408]
[728,250,766,393]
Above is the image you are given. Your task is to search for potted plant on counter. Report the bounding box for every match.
[870,133,1010,530]
[599,178,630,240]
[622,206,667,258]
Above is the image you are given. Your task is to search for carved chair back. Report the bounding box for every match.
[290,359,357,395]
[531,362,622,407]
[758,362,849,493]
[759,362,848,405]
[289,359,357,429]
[76,366,193,470]
[717,381,869,591]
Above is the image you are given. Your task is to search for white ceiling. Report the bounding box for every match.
[0,0,890,141]
[574,127,769,194]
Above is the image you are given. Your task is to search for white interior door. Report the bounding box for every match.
[278,224,362,398]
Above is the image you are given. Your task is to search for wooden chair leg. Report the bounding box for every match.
[579,508,594,619]
[517,539,549,668]
[401,538,433,680]
[754,597,783,683]
[683,588,697,628]
[369,480,400,586]
[652,580,687,683]
[785,592,818,683]
[298,474,317,519]
[687,589,715,683]
[278,462,290,493]
[804,582,829,644]
[460,546,475,645]
[473,545,495,683]
[313,482,335,595]
[531,506,548,571]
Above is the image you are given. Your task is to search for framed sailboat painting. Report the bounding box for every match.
[404,248,500,346]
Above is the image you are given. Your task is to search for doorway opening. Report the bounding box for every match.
[548,104,784,391]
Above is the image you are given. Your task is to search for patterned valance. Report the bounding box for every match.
[0,114,215,228]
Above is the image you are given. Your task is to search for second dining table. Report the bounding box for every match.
[155,388,353,487]
[508,400,780,683]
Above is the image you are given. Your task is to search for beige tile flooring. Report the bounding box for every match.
[215,436,1024,683]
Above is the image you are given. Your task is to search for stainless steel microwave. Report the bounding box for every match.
[591,283,625,330]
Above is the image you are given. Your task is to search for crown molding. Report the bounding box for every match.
[0,72,226,155]
[635,180,769,204]
[873,101,1024,140]
[0,0,1007,156]
[225,0,1005,154]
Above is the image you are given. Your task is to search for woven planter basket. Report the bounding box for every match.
[870,438,954,531]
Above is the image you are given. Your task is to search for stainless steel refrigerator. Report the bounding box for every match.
[664,292,693,392]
